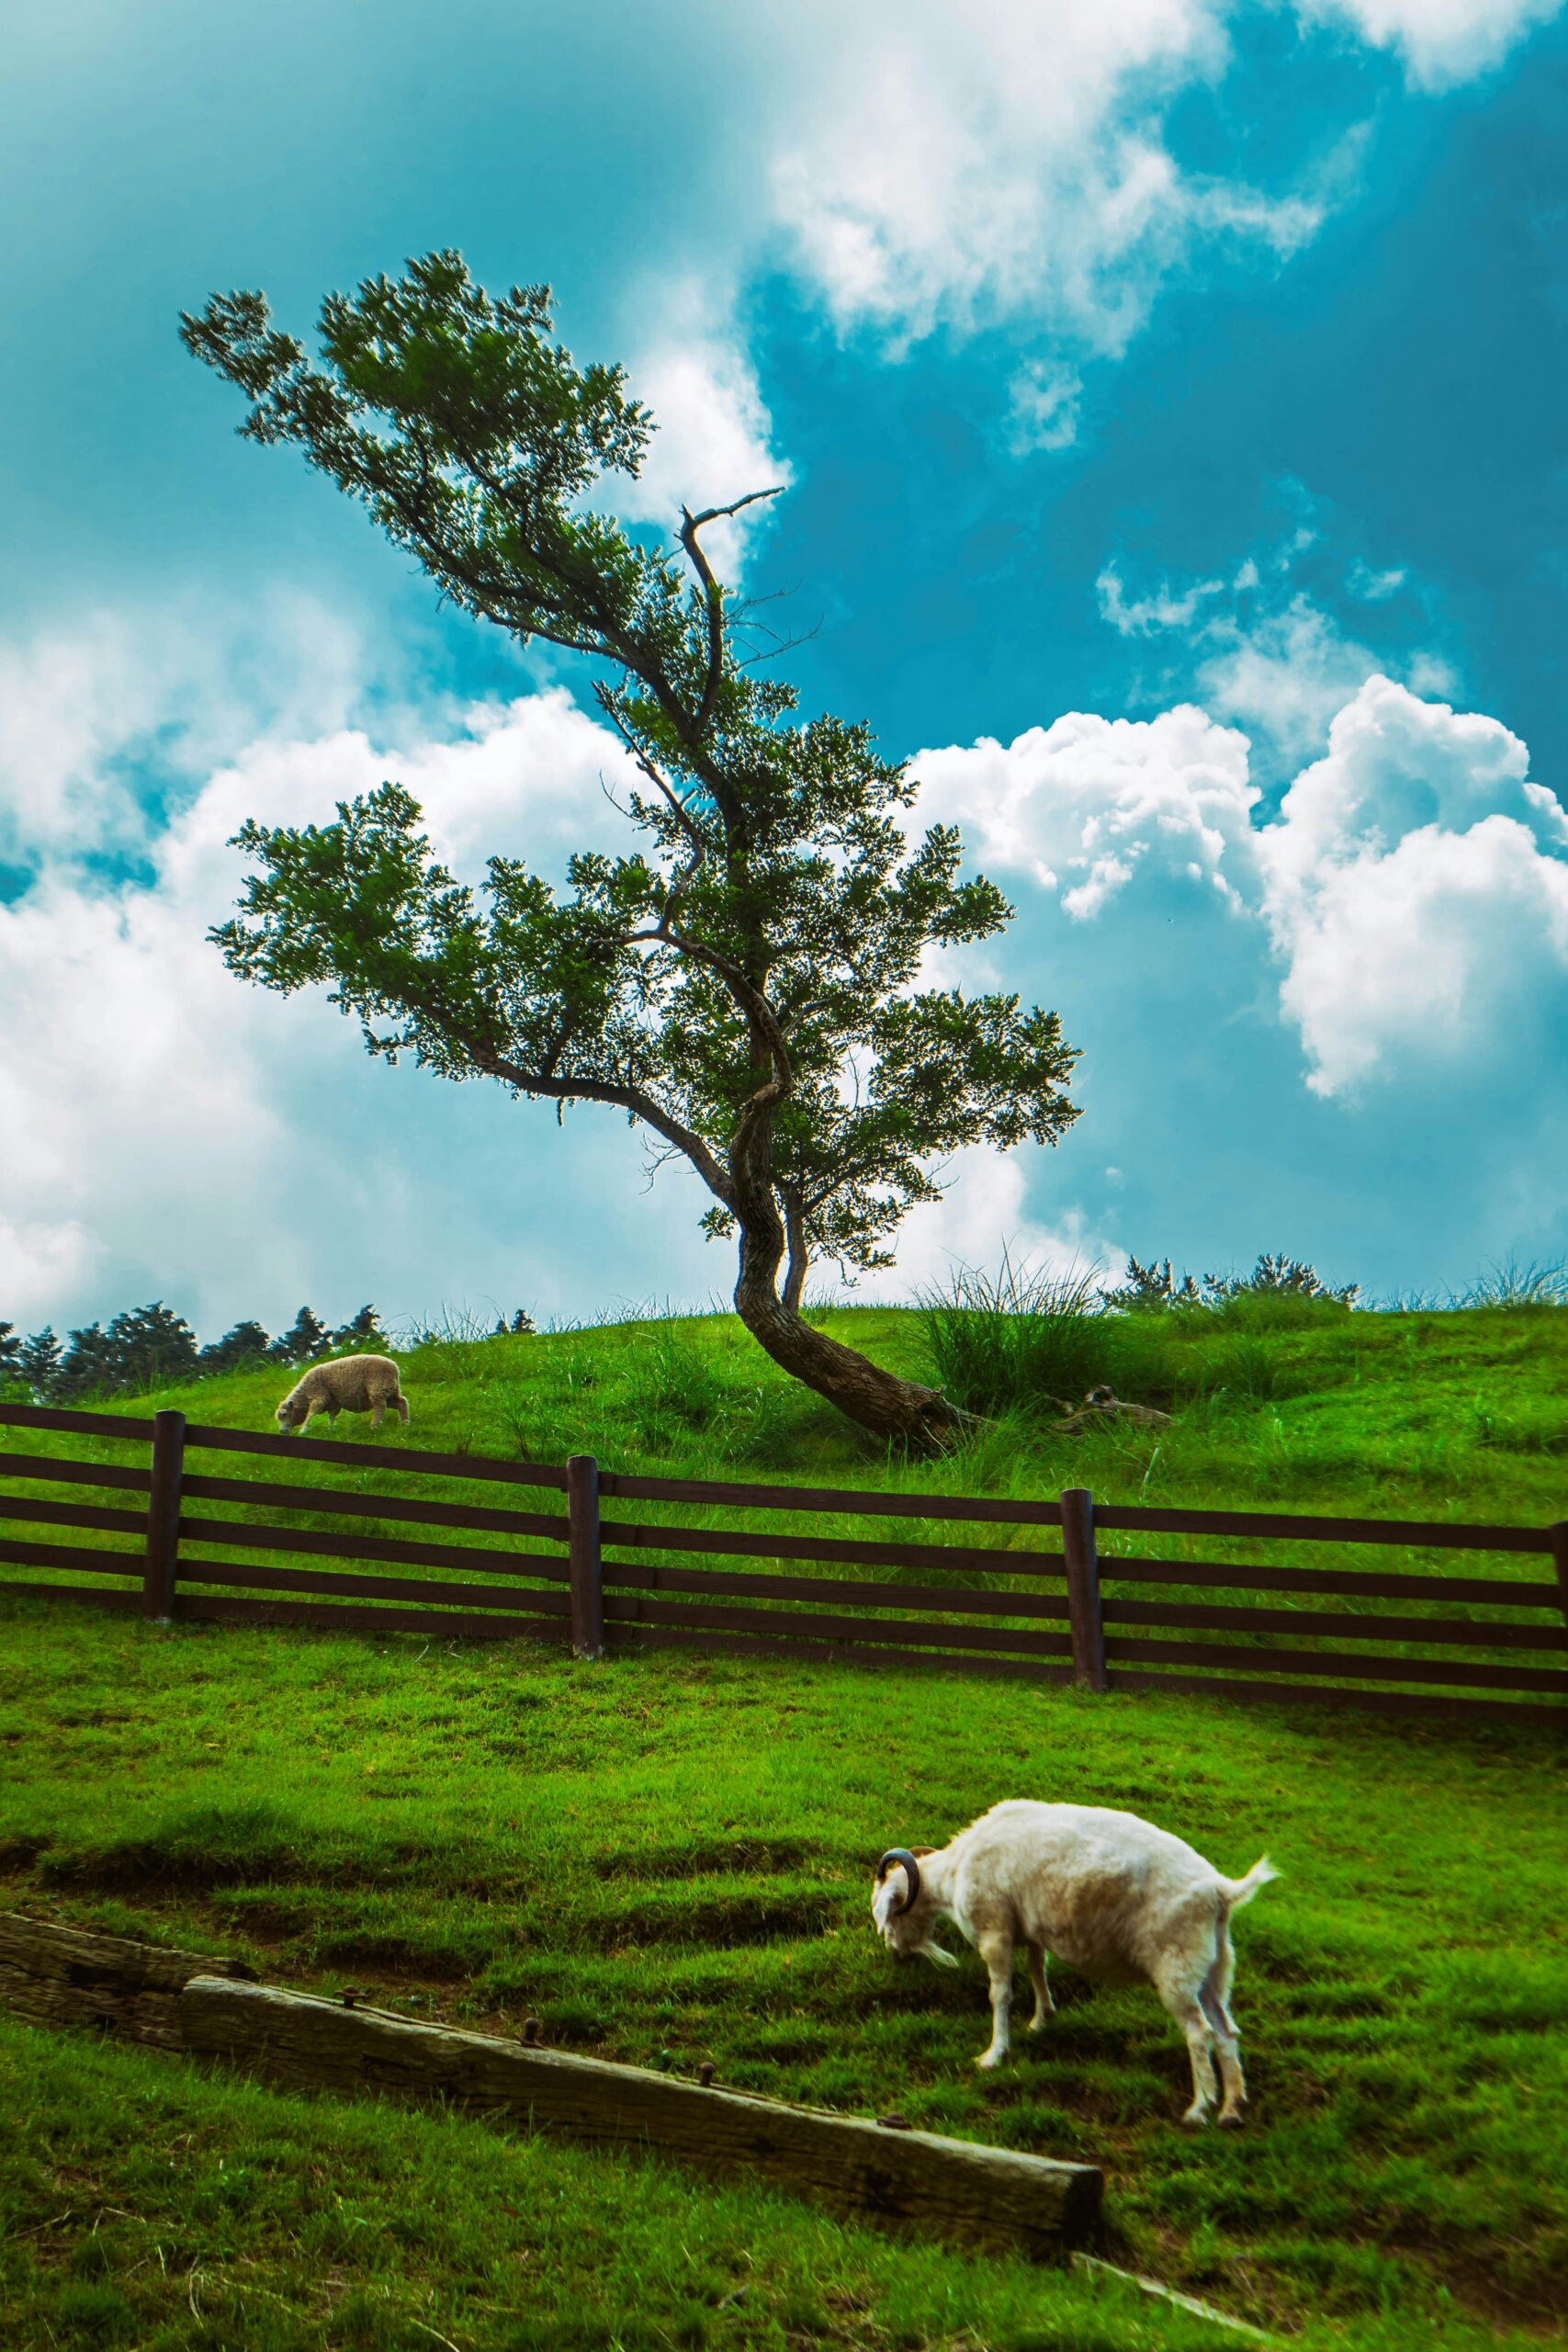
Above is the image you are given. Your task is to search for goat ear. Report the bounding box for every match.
[910,1847,935,1860]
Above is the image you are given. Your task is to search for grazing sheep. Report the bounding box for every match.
[873,1801,1277,2126]
[275,1352,409,1435]
[1056,1385,1172,1432]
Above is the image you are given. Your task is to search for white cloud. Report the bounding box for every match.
[1195,594,1395,761]
[1098,526,1458,763]
[0,593,384,868]
[1006,359,1085,455]
[617,288,791,579]
[909,670,1568,1113]
[1098,560,1229,635]
[874,1147,1123,1299]
[910,703,1259,908]
[1254,676,1568,1092]
[1298,0,1562,87]
[0,682,706,1342]
[1348,560,1407,602]
[768,0,1324,358]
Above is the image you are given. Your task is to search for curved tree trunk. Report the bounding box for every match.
[782,1190,808,1317]
[733,1209,961,1447]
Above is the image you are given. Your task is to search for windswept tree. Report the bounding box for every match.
[182,253,1080,1442]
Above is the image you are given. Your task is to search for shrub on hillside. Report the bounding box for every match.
[919,1259,1178,1419]
[1105,1250,1359,1326]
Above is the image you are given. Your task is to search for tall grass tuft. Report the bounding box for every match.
[1451,1256,1568,1310]
[919,1256,1176,1419]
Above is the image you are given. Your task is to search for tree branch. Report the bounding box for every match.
[463,1041,735,1207]
[678,487,785,741]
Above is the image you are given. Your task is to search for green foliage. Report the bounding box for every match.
[269,1306,332,1365]
[14,1327,62,1401]
[55,1302,199,1401]
[332,1304,389,1352]
[1451,1254,1568,1309]
[197,1319,274,1375]
[1105,1251,1360,1317]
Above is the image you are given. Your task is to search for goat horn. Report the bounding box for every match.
[875,1849,922,1914]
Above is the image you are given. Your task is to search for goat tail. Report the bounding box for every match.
[1220,1856,1280,1913]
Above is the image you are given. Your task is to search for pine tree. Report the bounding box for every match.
[57,1322,125,1400]
[197,1319,274,1374]
[270,1306,331,1364]
[332,1304,387,1351]
[0,1322,21,1379]
[17,1328,62,1400]
[510,1308,536,1335]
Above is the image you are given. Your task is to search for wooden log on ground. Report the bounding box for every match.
[178,1975,1102,2258]
[0,1912,254,2047]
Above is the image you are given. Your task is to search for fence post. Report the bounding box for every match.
[1551,1522,1568,1631]
[143,1408,186,1623]
[566,1454,604,1660]
[1060,1487,1106,1692]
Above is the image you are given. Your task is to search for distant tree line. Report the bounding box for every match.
[0,1302,373,1405]
[0,1301,540,1405]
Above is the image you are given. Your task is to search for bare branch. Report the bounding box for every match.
[592,684,706,856]
[678,486,786,743]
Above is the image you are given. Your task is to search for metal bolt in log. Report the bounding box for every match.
[697,2062,715,2086]
[522,2015,541,2044]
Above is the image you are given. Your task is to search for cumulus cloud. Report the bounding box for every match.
[1255,676,1568,1092]
[911,703,1258,910]
[907,671,1568,1114]
[0,682,710,1341]
[1298,0,1562,87]
[7,612,1567,1339]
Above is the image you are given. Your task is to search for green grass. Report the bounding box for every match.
[2,1304,1566,2346]
[1,2009,1234,2352]
[2,1607,1564,2348]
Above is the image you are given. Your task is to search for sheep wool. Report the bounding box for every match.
[276,1353,410,1435]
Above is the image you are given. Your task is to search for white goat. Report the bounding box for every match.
[872,1801,1277,2126]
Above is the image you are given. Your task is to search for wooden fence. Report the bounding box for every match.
[2,1401,1565,1725]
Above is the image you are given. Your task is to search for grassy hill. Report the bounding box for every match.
[2,1301,1565,2351]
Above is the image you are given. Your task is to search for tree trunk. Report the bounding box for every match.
[782,1191,808,1316]
[733,1212,960,1447]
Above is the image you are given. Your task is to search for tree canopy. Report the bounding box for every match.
[182,252,1080,1441]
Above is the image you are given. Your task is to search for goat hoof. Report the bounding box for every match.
[1180,2109,1211,2129]
[1217,2107,1247,2130]
[976,2052,1005,2072]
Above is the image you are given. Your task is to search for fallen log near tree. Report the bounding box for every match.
[0,1913,1102,2259]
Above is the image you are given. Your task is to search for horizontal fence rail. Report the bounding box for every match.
[1,1400,1564,1726]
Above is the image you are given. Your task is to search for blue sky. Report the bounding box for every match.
[3,0,1566,1341]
